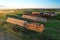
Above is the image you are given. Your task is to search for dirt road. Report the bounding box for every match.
[0,31,20,40]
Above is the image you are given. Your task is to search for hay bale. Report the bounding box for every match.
[6,17,45,32]
[6,17,28,27]
[26,23,45,32]
[6,17,17,24]
[22,15,47,23]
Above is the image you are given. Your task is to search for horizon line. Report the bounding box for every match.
[0,8,60,10]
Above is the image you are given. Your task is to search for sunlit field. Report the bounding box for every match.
[0,9,60,40]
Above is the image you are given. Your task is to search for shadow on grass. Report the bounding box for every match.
[11,25,57,40]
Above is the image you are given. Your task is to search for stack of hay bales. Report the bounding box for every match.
[6,17,45,32]
[32,12,40,15]
[43,12,57,17]
[22,15,47,23]
[6,17,17,24]
[6,17,28,27]
[26,23,44,32]
[16,20,28,27]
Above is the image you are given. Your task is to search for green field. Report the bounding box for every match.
[0,9,60,40]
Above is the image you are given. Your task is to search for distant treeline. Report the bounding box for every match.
[0,9,60,12]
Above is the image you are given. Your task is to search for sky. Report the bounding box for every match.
[0,0,60,9]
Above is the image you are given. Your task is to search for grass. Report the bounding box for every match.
[0,11,60,40]
[44,20,60,40]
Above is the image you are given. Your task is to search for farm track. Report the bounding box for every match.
[0,31,21,40]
